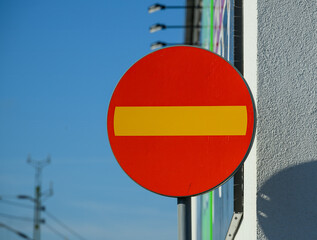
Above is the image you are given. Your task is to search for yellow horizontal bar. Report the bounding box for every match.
[114,106,247,136]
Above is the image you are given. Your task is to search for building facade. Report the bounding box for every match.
[190,0,317,239]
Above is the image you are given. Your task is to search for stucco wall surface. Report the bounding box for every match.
[257,0,317,239]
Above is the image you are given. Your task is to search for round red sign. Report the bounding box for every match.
[107,46,255,197]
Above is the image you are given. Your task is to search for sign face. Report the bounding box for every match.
[107,46,255,197]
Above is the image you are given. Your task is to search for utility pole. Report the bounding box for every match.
[27,155,52,240]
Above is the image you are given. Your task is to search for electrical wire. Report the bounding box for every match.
[0,199,34,209]
[44,210,88,240]
[44,222,70,240]
[0,212,33,222]
[0,222,33,240]
[0,195,22,199]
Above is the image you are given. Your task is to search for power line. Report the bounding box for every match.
[44,222,69,240]
[0,212,33,222]
[0,195,23,199]
[44,210,87,240]
[0,199,34,209]
[0,222,33,240]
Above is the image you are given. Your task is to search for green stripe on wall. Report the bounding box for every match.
[210,1,213,239]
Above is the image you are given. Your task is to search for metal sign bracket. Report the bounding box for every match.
[225,212,243,240]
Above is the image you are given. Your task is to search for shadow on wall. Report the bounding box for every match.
[258,161,317,240]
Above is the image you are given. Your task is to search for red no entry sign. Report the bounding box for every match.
[107,46,255,197]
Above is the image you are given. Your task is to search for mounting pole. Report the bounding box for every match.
[178,197,191,240]
[27,155,51,240]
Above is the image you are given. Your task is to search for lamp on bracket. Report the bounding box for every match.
[148,3,202,14]
[150,23,201,33]
[150,41,182,50]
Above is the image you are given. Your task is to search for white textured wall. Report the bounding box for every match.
[257,0,317,239]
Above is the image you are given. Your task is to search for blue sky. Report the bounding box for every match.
[0,1,185,239]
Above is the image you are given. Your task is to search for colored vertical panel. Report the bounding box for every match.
[210,1,214,239]
[210,191,213,240]
[201,193,211,240]
[210,0,213,50]
[200,0,238,239]
[201,0,212,50]
[212,0,235,240]
[200,0,214,239]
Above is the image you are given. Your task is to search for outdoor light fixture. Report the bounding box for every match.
[148,3,202,13]
[150,41,167,50]
[150,41,181,50]
[148,4,166,13]
[150,23,166,33]
[150,23,201,33]
[17,195,35,201]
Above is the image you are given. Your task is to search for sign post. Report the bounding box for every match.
[107,46,256,239]
[178,197,191,240]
